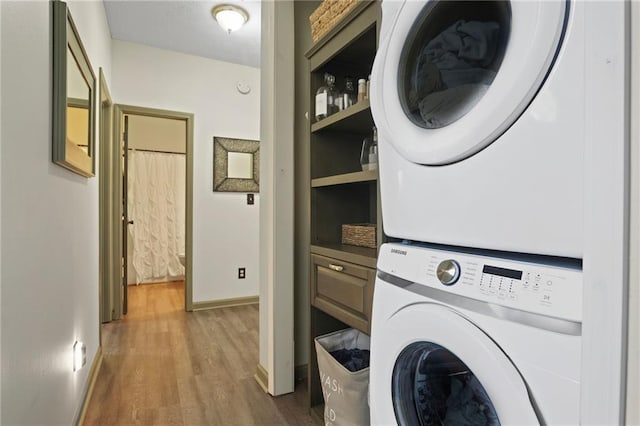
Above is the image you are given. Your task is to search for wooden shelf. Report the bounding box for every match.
[311,100,372,134]
[306,1,379,72]
[311,243,377,269]
[312,169,377,187]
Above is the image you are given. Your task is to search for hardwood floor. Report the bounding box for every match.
[84,282,313,425]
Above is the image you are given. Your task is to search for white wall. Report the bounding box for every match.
[111,40,260,303]
[260,1,295,396]
[0,1,111,423]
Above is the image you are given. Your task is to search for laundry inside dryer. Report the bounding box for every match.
[399,1,511,129]
[392,341,499,426]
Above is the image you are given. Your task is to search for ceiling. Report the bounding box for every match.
[103,0,262,68]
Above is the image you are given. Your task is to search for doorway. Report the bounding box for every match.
[101,104,194,321]
[125,114,187,290]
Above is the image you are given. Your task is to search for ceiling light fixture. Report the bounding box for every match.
[211,4,249,34]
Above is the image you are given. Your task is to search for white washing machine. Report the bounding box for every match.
[370,242,582,425]
[370,0,598,258]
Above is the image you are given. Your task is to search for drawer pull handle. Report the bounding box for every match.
[329,264,344,272]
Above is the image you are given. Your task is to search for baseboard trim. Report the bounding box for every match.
[254,363,269,393]
[295,364,308,383]
[254,364,306,393]
[192,296,258,311]
[75,346,103,425]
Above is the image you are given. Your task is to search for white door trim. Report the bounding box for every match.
[259,0,295,396]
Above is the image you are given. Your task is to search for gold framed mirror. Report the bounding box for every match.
[213,137,260,192]
[52,0,96,177]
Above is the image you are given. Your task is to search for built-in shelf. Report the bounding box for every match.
[305,1,374,59]
[311,243,377,269]
[311,100,372,134]
[312,169,377,187]
[306,2,380,423]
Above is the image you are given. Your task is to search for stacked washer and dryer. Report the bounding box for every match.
[368,1,605,424]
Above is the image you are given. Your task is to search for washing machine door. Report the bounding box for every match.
[370,0,567,165]
[372,303,539,425]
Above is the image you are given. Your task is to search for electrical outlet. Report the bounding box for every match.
[238,267,246,279]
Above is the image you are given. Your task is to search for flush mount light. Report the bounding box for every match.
[211,4,249,34]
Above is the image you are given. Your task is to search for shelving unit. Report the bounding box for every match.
[305,2,381,423]
[310,99,372,133]
[311,169,377,188]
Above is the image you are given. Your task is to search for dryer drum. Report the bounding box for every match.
[392,341,500,426]
[398,1,512,130]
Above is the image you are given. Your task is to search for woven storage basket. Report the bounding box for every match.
[341,223,376,249]
[309,0,359,43]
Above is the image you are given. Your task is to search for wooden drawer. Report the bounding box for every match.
[311,254,375,333]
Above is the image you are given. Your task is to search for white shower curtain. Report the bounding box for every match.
[128,150,186,284]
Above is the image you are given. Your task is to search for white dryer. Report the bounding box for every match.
[370,243,582,425]
[370,0,596,258]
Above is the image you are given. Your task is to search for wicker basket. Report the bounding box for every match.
[309,0,359,43]
[341,223,377,249]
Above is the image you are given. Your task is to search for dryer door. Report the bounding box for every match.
[370,0,567,165]
[371,302,539,425]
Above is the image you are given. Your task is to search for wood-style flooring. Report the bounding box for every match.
[84,282,313,425]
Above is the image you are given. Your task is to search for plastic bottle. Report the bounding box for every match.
[357,78,367,102]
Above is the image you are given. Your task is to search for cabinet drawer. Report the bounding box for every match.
[311,254,374,333]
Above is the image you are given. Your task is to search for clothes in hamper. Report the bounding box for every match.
[330,348,371,372]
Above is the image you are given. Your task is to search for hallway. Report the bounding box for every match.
[84,282,312,425]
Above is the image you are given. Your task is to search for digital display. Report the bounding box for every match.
[482,265,523,280]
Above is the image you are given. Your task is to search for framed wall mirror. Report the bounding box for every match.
[52,0,96,177]
[213,137,260,192]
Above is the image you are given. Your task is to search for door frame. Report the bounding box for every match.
[98,69,114,324]
[102,104,194,318]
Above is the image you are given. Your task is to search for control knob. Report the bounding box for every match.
[436,259,460,286]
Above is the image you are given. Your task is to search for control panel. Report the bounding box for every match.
[378,243,582,323]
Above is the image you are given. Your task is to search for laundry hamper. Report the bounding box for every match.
[315,328,370,426]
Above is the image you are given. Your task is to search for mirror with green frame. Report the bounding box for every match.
[52,0,96,177]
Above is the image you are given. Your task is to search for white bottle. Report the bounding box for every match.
[357,79,367,102]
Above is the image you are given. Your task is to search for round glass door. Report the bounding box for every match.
[368,302,540,425]
[399,1,511,129]
[393,342,500,426]
[370,1,567,164]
